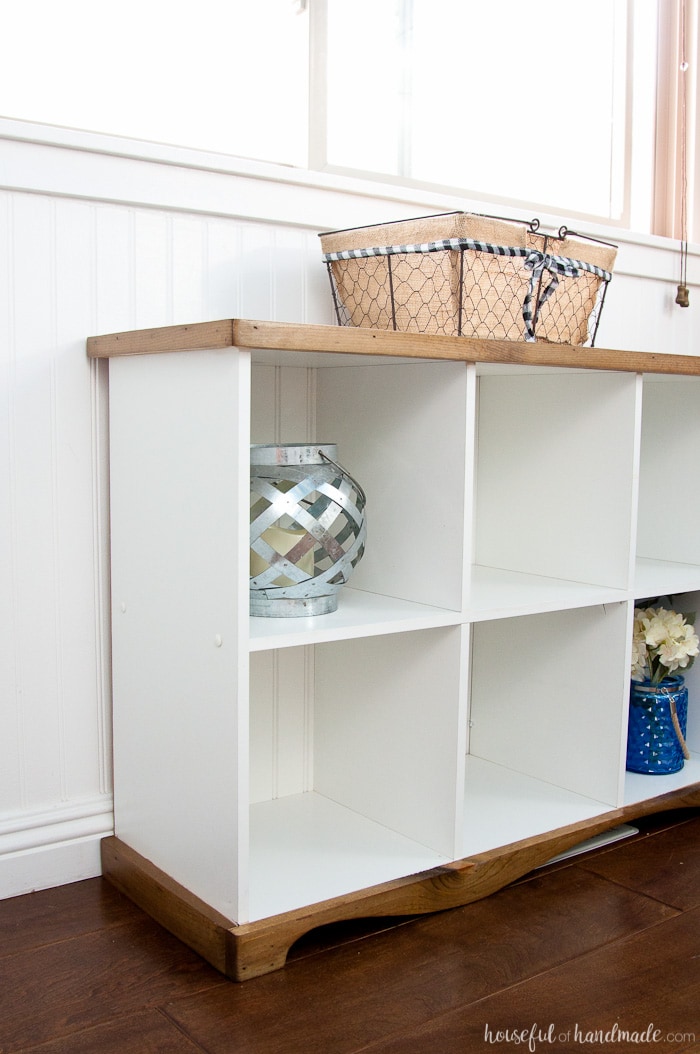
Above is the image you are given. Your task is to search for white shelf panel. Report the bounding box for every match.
[249,588,460,651]
[623,753,700,805]
[248,791,450,922]
[462,756,610,857]
[468,564,630,621]
[634,558,700,599]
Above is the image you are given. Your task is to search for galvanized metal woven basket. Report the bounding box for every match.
[249,444,366,617]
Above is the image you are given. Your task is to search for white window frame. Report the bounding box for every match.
[308,0,697,241]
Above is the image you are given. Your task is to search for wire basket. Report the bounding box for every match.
[320,212,617,347]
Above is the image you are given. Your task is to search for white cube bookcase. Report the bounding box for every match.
[89,319,700,980]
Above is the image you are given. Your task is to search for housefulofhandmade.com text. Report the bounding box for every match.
[483,1022,695,1050]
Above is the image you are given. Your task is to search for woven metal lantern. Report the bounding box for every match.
[250,444,366,617]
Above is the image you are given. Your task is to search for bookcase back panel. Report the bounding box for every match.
[314,627,468,858]
[475,371,638,590]
[469,603,629,805]
[666,590,700,755]
[638,380,700,566]
[249,647,313,804]
[316,362,471,612]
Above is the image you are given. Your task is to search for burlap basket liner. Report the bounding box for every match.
[320,213,616,346]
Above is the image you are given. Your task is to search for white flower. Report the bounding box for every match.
[641,617,668,648]
[631,606,699,684]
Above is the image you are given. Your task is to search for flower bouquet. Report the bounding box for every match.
[627,606,697,774]
[631,606,699,684]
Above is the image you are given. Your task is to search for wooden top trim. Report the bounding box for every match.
[86,318,700,377]
[87,319,236,359]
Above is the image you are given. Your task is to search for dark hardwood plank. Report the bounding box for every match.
[578,815,700,910]
[12,1010,206,1054]
[354,905,700,1054]
[0,916,224,1053]
[0,879,136,960]
[164,868,677,1054]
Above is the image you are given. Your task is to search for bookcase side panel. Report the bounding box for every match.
[109,349,249,922]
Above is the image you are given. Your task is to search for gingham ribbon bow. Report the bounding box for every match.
[522,250,582,341]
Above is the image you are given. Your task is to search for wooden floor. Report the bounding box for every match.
[2,810,700,1054]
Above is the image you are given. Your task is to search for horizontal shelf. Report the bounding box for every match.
[249,588,460,651]
[226,758,700,923]
[461,756,700,856]
[468,565,631,621]
[250,564,700,648]
[250,572,634,652]
[247,791,449,922]
[623,753,700,806]
[462,756,611,857]
[634,557,700,599]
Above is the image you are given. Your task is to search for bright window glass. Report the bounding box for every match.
[0,0,309,166]
[325,0,632,222]
[325,0,404,174]
[0,0,667,233]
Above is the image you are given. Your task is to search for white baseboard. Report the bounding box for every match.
[0,798,114,900]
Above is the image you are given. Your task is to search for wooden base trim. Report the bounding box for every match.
[101,784,700,982]
[100,837,235,975]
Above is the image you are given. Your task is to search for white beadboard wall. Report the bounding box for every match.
[0,118,699,899]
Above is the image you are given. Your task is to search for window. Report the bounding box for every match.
[318,0,652,228]
[0,0,694,239]
[0,0,309,166]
